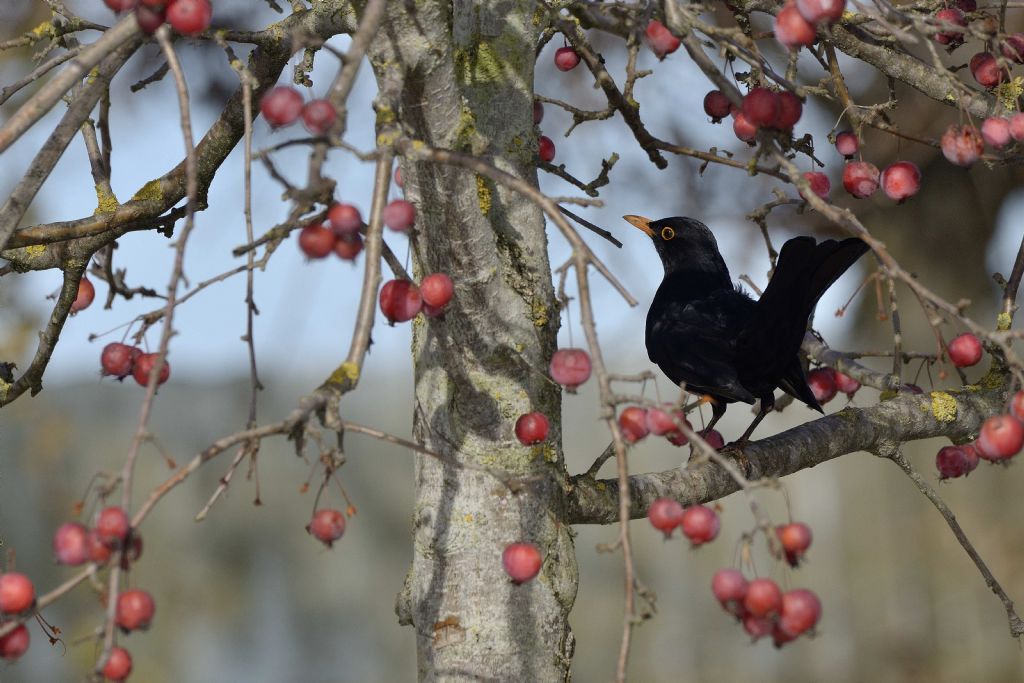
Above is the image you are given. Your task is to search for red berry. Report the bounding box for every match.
[96,506,130,546]
[533,100,544,125]
[941,124,984,167]
[834,130,858,157]
[101,342,135,379]
[307,508,346,547]
[773,91,803,130]
[166,0,211,35]
[333,233,363,261]
[743,614,774,640]
[115,589,155,632]
[502,543,542,583]
[976,415,1024,460]
[645,20,680,59]
[703,90,732,122]
[680,505,720,545]
[379,280,423,324]
[742,88,780,128]
[778,588,822,636]
[0,573,35,614]
[0,624,29,661]
[515,412,550,445]
[71,276,95,314]
[961,443,981,472]
[777,522,813,566]
[744,577,783,618]
[1003,33,1024,63]
[982,117,1011,149]
[833,370,860,396]
[732,112,758,143]
[132,353,170,387]
[936,445,972,479]
[933,8,967,46]
[807,367,837,404]
[301,99,337,135]
[645,406,688,439]
[104,0,138,10]
[1010,113,1024,142]
[880,161,921,201]
[948,333,983,367]
[796,0,845,25]
[298,223,335,259]
[970,52,1006,88]
[1010,391,1024,421]
[648,497,684,537]
[382,199,416,232]
[554,46,580,71]
[711,568,748,615]
[619,406,650,443]
[328,203,363,235]
[103,646,133,681]
[538,135,556,162]
[260,86,304,128]
[698,428,725,450]
[800,171,830,200]
[53,522,89,566]
[135,6,166,33]
[88,530,113,565]
[549,348,591,391]
[420,273,454,308]
[394,167,404,189]
[842,160,880,198]
[774,5,817,49]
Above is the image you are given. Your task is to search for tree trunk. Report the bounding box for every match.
[372,3,578,680]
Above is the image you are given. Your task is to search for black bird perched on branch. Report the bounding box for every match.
[624,215,870,443]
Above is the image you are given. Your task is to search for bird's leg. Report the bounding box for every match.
[733,395,774,447]
[704,397,727,434]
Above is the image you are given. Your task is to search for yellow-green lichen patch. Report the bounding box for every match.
[997,312,1012,331]
[531,300,549,327]
[475,175,492,216]
[996,78,1024,112]
[327,362,360,385]
[930,391,957,422]
[132,180,164,203]
[95,187,119,215]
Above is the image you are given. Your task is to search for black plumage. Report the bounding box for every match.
[624,215,870,442]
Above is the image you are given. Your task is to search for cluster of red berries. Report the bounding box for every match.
[53,507,143,569]
[806,367,860,404]
[648,499,721,544]
[307,508,347,548]
[938,391,1024,478]
[713,569,821,646]
[618,405,691,445]
[259,85,337,135]
[379,272,454,324]
[100,343,170,387]
[0,572,35,663]
[710,87,803,144]
[829,131,922,202]
[773,0,845,49]
[533,93,557,163]
[104,0,212,36]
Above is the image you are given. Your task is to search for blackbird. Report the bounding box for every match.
[624,215,869,442]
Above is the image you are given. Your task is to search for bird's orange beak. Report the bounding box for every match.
[623,214,655,237]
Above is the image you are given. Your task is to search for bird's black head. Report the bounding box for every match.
[623,215,730,280]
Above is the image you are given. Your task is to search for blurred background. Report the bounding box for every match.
[2,1,1024,681]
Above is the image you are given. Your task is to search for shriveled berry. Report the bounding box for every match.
[941,124,984,166]
[774,5,816,49]
[0,573,35,614]
[645,20,680,59]
[744,577,783,618]
[115,589,155,632]
[260,86,304,128]
[420,273,454,308]
[132,353,170,387]
[379,280,423,324]
[307,508,346,547]
[842,160,880,199]
[712,568,748,615]
[619,406,650,443]
[0,624,29,661]
[328,203,362,235]
[502,543,542,583]
[807,367,837,404]
[976,414,1024,460]
[777,522,812,566]
[554,47,580,71]
[301,99,337,135]
[778,589,822,636]
[648,497,684,538]
[800,171,830,200]
[550,348,591,392]
[298,223,335,259]
[103,646,133,681]
[54,522,89,565]
[101,342,135,378]
[538,135,556,162]
[515,412,550,445]
[382,199,416,232]
[947,332,983,367]
[834,130,858,157]
[742,88,780,128]
[833,370,860,396]
[936,445,972,479]
[933,8,967,46]
[880,161,921,201]
[703,90,731,122]
[71,276,95,314]
[333,233,363,261]
[680,505,720,545]
[796,0,845,25]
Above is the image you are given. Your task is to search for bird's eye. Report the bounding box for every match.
[661,227,675,241]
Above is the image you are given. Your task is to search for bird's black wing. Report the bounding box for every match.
[646,290,758,405]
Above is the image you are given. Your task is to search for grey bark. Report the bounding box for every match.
[370,3,578,681]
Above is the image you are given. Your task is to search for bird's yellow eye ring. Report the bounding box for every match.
[661,227,675,241]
